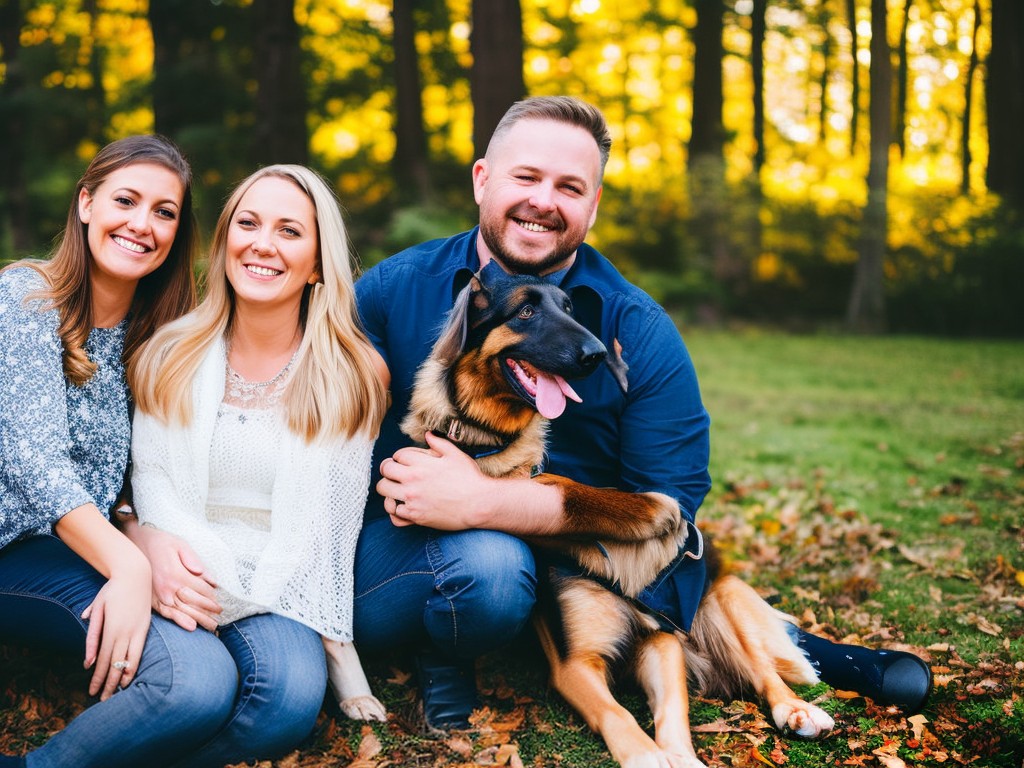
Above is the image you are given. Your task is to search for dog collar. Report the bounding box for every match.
[434,420,512,460]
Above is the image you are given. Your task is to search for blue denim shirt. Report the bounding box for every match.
[355,227,711,525]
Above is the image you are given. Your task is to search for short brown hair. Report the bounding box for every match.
[487,96,612,176]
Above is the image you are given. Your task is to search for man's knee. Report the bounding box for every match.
[433,531,537,638]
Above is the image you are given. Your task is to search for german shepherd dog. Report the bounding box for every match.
[401,265,835,768]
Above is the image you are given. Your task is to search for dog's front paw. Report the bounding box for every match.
[771,699,835,738]
[340,694,387,722]
[646,492,682,537]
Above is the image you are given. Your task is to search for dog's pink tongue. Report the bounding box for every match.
[535,373,582,419]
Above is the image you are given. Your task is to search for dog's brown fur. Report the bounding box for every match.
[402,271,834,768]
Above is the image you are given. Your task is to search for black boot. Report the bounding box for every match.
[790,626,932,713]
[414,648,479,733]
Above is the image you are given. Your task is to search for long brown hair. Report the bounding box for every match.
[18,135,198,386]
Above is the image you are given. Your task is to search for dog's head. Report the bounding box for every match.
[432,261,626,421]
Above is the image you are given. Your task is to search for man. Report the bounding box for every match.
[353,96,930,732]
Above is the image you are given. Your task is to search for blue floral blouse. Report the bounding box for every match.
[0,266,130,549]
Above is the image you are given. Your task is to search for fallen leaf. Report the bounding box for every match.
[769,737,788,764]
[348,727,383,768]
[908,713,929,741]
[386,667,412,685]
[692,718,745,733]
[495,743,523,767]
[968,614,1003,636]
[446,735,474,758]
[872,752,908,768]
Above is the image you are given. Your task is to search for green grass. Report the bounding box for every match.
[689,330,1023,649]
[3,329,1023,766]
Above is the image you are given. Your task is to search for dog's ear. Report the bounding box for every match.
[432,277,483,365]
[606,337,629,393]
[470,276,491,316]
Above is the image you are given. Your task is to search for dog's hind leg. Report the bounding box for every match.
[632,631,708,768]
[535,583,698,768]
[693,576,834,738]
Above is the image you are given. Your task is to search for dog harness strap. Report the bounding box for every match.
[537,521,708,635]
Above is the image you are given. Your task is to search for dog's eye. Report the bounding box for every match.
[518,305,535,319]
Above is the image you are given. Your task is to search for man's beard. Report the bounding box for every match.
[479,214,580,276]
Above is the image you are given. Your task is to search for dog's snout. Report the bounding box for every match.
[579,338,607,371]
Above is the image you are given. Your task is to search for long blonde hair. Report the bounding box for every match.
[4,135,198,386]
[131,165,387,441]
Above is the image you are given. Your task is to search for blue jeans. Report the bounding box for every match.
[352,517,537,659]
[0,535,326,768]
[180,612,327,768]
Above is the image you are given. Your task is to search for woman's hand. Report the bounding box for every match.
[130,523,221,632]
[81,553,151,701]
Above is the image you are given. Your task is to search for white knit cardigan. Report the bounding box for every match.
[131,336,372,641]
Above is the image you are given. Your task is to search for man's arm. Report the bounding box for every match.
[379,432,682,540]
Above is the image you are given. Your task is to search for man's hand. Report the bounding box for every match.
[377,431,496,530]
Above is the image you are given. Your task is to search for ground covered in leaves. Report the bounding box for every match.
[3,465,1021,767]
[3,331,1023,766]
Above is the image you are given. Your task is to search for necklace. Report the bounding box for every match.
[223,344,300,411]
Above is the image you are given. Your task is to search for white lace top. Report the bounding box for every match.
[132,336,373,640]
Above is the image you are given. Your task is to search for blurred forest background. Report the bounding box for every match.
[0,0,1022,336]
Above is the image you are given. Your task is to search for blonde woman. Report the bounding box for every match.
[123,165,389,767]
[0,135,241,768]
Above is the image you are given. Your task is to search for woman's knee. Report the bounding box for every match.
[225,617,327,749]
[253,650,327,735]
[141,619,238,727]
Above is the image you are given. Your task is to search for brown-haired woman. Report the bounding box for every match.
[0,135,238,768]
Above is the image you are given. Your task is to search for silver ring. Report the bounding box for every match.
[112,660,131,671]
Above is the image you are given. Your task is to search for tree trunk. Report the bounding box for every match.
[251,0,308,166]
[961,0,982,194]
[985,0,1024,204]
[846,0,890,333]
[82,0,106,148]
[895,0,912,158]
[0,0,32,255]
[689,0,738,312]
[470,0,524,159]
[746,0,767,276]
[689,0,725,165]
[149,0,204,138]
[846,0,860,155]
[392,0,433,205]
[819,5,831,145]
[148,0,253,230]
[751,0,766,172]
